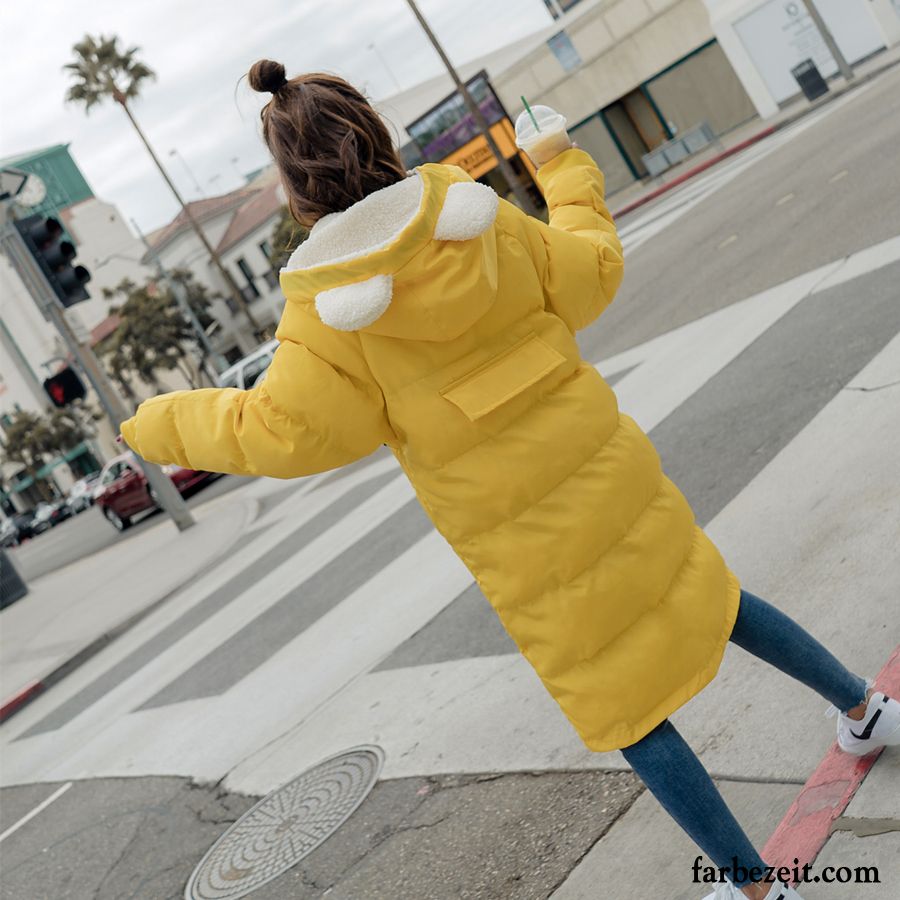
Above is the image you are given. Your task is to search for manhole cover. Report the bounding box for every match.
[185,745,384,899]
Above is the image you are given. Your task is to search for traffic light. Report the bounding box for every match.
[43,367,87,407]
[13,214,91,307]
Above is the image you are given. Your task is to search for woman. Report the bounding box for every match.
[119,60,900,899]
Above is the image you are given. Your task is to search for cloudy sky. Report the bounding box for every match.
[0,0,551,232]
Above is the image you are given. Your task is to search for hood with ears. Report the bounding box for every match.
[279,163,500,342]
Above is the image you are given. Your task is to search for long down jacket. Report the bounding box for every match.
[121,149,741,751]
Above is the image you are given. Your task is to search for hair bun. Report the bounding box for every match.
[249,59,288,94]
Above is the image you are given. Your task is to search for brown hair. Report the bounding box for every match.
[248,60,408,228]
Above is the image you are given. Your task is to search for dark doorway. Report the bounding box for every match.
[601,88,670,178]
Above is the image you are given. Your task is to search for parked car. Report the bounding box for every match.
[29,503,57,536]
[216,339,279,390]
[29,499,73,533]
[1,511,38,546]
[47,498,75,527]
[67,474,101,513]
[1,516,22,548]
[93,452,218,531]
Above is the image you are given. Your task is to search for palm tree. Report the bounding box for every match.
[63,34,264,336]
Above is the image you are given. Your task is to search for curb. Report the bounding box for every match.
[611,55,900,221]
[0,495,259,727]
[761,645,900,874]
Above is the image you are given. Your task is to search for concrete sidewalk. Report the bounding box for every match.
[0,485,264,723]
[548,651,900,900]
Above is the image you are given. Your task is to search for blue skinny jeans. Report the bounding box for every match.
[620,588,868,888]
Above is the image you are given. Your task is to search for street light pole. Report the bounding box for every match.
[0,207,196,532]
[799,0,854,82]
[367,42,403,94]
[168,148,205,198]
[403,0,540,218]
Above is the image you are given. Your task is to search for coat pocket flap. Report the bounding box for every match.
[440,334,566,421]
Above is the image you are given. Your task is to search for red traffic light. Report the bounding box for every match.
[43,367,86,408]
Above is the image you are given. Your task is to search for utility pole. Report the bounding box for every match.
[368,42,404,94]
[131,218,228,382]
[169,148,205,199]
[403,0,540,218]
[799,0,854,82]
[0,200,195,532]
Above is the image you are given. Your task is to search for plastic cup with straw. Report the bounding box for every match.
[514,95,571,167]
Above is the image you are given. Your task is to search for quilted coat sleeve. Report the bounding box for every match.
[119,312,396,479]
[531,147,625,333]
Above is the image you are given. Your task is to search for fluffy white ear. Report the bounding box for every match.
[315,274,393,331]
[433,182,499,241]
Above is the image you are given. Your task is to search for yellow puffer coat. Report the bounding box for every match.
[121,149,741,751]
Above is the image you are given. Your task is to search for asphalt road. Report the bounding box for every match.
[6,473,253,582]
[579,65,900,362]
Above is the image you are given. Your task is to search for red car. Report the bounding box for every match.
[93,452,217,531]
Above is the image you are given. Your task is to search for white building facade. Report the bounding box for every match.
[384,0,900,198]
[704,0,900,118]
[145,172,287,366]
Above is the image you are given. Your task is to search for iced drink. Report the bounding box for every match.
[515,105,572,167]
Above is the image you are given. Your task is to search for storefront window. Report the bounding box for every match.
[408,72,506,164]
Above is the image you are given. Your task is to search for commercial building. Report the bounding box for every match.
[0,145,153,332]
[1,140,288,513]
[704,0,900,118]
[382,0,899,200]
[1,145,158,509]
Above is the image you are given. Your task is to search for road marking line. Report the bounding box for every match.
[0,781,72,843]
[717,234,738,249]
[812,232,900,294]
[829,169,849,183]
[776,192,795,206]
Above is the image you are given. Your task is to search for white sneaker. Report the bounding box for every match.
[701,879,804,899]
[830,688,900,757]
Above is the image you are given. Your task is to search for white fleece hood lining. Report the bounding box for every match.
[285,173,425,271]
[282,176,499,332]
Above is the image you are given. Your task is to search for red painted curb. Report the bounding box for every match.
[0,680,46,724]
[761,645,900,873]
[611,126,777,220]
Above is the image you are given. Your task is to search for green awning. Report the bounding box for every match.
[62,441,89,462]
[11,475,34,493]
[33,442,90,479]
